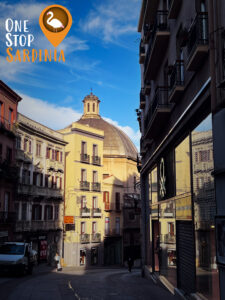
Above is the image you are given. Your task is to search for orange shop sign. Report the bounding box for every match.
[64,216,74,224]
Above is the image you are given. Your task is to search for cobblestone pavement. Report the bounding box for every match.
[0,265,181,300]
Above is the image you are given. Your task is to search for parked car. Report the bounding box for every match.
[0,242,35,275]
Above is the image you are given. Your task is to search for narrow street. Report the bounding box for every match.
[0,266,180,300]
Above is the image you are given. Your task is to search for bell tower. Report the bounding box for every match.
[82,92,101,119]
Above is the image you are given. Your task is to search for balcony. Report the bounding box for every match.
[80,153,90,164]
[168,0,182,19]
[80,207,91,217]
[139,42,145,64]
[92,208,101,217]
[17,184,63,200]
[161,234,176,244]
[144,87,172,139]
[80,181,90,191]
[140,89,146,109]
[15,220,62,232]
[92,156,101,166]
[80,233,90,244]
[105,228,121,237]
[0,212,16,223]
[91,233,101,243]
[92,182,101,192]
[144,81,151,95]
[168,60,185,103]
[144,11,170,80]
[104,203,113,212]
[186,13,209,71]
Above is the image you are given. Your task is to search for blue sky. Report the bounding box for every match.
[0,0,141,148]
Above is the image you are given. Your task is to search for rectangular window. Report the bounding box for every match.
[104,191,110,210]
[81,141,87,154]
[116,217,120,234]
[9,108,13,124]
[60,177,62,190]
[52,149,55,160]
[105,217,110,234]
[24,138,28,152]
[56,150,60,161]
[33,172,37,186]
[92,222,97,234]
[16,136,21,149]
[55,205,59,220]
[29,140,32,153]
[81,196,86,208]
[36,143,41,156]
[115,193,120,211]
[21,203,27,220]
[93,197,98,209]
[46,147,50,159]
[45,174,48,187]
[32,205,42,220]
[60,151,63,162]
[81,222,85,234]
[93,144,98,156]
[45,205,53,220]
[81,169,87,182]
[6,147,12,163]
[93,171,98,183]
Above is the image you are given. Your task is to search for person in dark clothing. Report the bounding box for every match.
[128,257,133,272]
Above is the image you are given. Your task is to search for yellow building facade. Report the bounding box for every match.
[60,93,139,266]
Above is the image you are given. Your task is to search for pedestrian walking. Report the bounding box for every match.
[54,252,62,271]
[127,257,133,272]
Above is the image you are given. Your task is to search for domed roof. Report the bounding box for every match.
[75,92,137,160]
[77,117,137,160]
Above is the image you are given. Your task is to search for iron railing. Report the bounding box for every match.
[144,10,169,73]
[80,181,90,191]
[187,12,208,58]
[169,60,184,94]
[91,233,101,243]
[80,234,90,243]
[144,86,168,129]
[92,182,101,192]
[92,156,101,165]
[80,153,90,163]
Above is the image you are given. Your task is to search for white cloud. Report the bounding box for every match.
[18,93,82,130]
[17,93,140,149]
[79,0,140,43]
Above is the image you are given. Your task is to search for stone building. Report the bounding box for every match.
[137,0,225,299]
[0,81,21,242]
[14,113,66,263]
[60,93,140,267]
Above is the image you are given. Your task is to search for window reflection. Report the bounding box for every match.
[191,115,219,300]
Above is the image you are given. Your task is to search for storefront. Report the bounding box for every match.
[148,115,220,299]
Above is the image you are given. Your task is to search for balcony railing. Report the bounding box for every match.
[91,233,101,243]
[140,89,146,109]
[144,86,171,138]
[80,153,90,164]
[80,181,90,191]
[0,212,16,223]
[144,11,170,79]
[161,234,176,244]
[92,182,101,192]
[168,60,185,103]
[17,184,63,199]
[92,156,101,166]
[80,233,90,244]
[15,220,62,232]
[92,208,101,217]
[80,207,91,217]
[139,42,145,64]
[186,13,209,71]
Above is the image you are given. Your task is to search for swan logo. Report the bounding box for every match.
[39,5,72,47]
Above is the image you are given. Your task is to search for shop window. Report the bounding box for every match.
[175,135,191,195]
[91,247,98,265]
[80,249,86,266]
[191,115,219,300]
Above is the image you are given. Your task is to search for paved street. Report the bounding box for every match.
[0,265,180,300]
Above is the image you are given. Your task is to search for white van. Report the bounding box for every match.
[0,242,35,275]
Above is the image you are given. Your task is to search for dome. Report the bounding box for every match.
[74,92,137,161]
[77,117,137,160]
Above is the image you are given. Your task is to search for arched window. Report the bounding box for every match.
[87,103,90,112]
[93,103,95,112]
